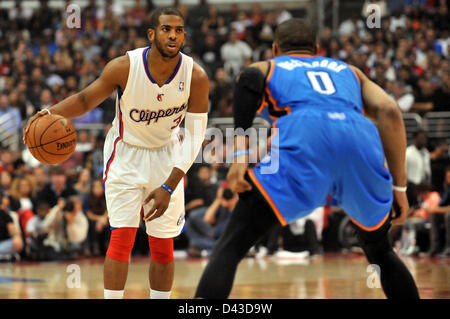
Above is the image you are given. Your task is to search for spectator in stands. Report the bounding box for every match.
[74,168,92,203]
[81,35,102,62]
[185,185,238,257]
[216,90,233,117]
[78,61,98,91]
[406,130,431,205]
[185,164,218,215]
[209,68,233,117]
[0,192,22,261]
[85,179,108,256]
[198,32,222,78]
[258,11,277,47]
[27,67,45,108]
[186,0,209,31]
[8,89,27,121]
[42,196,88,259]
[63,195,88,258]
[12,157,28,178]
[425,166,450,257]
[220,30,252,79]
[397,66,418,96]
[414,79,436,114]
[391,81,415,112]
[86,133,105,179]
[9,175,36,213]
[0,171,12,196]
[338,12,365,37]
[25,201,59,260]
[75,130,94,163]
[0,94,21,152]
[31,166,47,194]
[0,148,15,173]
[201,5,223,36]
[279,207,324,257]
[275,3,293,25]
[433,72,450,112]
[36,166,78,208]
[400,183,440,256]
[39,89,54,111]
[248,3,265,30]
[430,140,450,193]
[230,12,252,40]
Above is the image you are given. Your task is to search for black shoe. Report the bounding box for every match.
[438,248,450,258]
[187,247,202,258]
[427,248,441,257]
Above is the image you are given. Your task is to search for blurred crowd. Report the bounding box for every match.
[332,0,450,115]
[0,0,450,262]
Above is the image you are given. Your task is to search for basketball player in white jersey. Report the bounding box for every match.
[23,7,209,299]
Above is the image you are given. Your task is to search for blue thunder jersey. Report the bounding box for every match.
[249,54,393,231]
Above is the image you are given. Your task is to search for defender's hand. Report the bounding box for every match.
[23,109,51,144]
[391,190,410,226]
[143,187,171,222]
[227,162,252,193]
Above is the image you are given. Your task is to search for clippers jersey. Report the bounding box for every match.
[111,47,193,148]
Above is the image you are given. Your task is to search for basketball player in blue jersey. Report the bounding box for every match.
[195,19,419,299]
[23,8,209,299]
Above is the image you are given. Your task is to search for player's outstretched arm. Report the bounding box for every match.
[23,55,129,139]
[351,65,409,225]
[143,62,209,222]
[227,61,268,193]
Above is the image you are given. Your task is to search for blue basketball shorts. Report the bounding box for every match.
[249,110,393,231]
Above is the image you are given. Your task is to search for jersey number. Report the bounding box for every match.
[306,71,336,95]
[171,115,183,129]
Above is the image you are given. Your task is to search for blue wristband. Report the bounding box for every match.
[233,150,249,157]
[161,183,174,195]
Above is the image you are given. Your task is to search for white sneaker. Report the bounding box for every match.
[273,249,310,259]
[255,247,268,259]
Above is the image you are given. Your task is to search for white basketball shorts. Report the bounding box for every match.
[102,128,185,238]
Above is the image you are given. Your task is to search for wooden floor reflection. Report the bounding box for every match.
[0,253,448,299]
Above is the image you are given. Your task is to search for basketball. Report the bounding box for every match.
[25,114,77,165]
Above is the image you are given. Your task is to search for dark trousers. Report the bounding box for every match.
[429,213,450,253]
[195,174,420,299]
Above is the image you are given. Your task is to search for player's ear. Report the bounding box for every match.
[147,28,155,42]
[272,42,280,57]
[314,41,319,55]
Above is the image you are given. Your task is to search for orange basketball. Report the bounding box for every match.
[25,114,77,165]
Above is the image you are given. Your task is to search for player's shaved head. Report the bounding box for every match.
[149,6,185,29]
[274,18,317,54]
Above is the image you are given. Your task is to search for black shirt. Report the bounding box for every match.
[36,182,78,208]
[0,209,13,241]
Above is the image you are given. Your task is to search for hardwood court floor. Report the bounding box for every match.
[0,252,448,299]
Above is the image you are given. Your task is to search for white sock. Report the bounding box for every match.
[104,289,124,299]
[150,289,171,299]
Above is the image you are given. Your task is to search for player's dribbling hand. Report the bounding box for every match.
[391,190,410,226]
[22,109,51,144]
[227,162,252,193]
[142,187,171,222]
